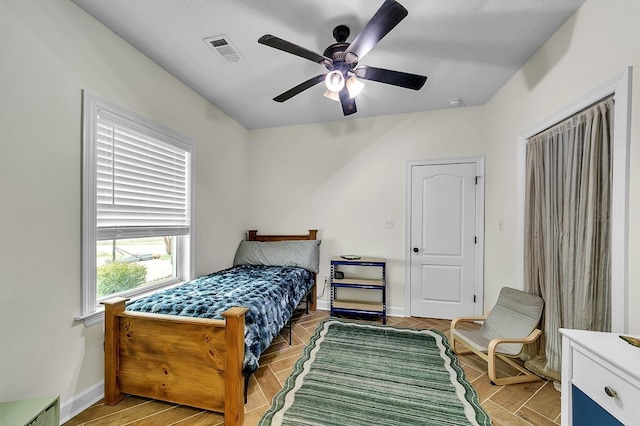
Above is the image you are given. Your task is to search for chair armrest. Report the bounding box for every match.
[487,328,542,354]
[451,315,488,331]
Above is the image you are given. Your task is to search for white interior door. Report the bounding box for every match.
[409,162,480,319]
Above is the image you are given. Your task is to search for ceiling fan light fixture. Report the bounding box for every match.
[325,70,345,92]
[324,76,365,101]
[258,0,427,116]
[346,76,365,99]
[323,89,340,102]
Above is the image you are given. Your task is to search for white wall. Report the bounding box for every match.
[0,0,249,417]
[3,0,640,420]
[247,0,640,334]
[248,107,487,312]
[482,0,640,333]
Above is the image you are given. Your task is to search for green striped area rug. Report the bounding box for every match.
[259,319,491,426]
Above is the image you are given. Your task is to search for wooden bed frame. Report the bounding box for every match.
[101,229,318,426]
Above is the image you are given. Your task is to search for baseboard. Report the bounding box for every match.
[316,300,330,311]
[315,300,407,317]
[60,381,104,424]
[387,306,407,317]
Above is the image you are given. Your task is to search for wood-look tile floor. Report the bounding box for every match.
[65,310,560,425]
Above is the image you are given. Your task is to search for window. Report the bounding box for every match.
[79,91,194,325]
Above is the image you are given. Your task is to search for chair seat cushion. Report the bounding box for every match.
[452,328,522,356]
[453,287,544,357]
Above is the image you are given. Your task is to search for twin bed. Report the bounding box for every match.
[101,230,319,426]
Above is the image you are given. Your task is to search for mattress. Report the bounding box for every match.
[126,264,314,375]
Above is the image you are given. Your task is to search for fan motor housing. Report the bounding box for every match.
[323,42,350,64]
[323,25,356,69]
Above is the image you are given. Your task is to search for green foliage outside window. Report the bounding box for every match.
[97,261,147,298]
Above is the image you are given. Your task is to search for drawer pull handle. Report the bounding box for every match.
[604,386,617,398]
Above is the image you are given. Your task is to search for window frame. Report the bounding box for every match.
[78,91,195,326]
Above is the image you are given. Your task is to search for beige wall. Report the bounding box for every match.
[0,0,250,413]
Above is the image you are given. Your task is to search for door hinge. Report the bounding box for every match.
[474,236,477,244]
[475,176,480,184]
[474,294,477,303]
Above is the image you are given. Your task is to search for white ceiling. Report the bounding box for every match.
[71,0,585,130]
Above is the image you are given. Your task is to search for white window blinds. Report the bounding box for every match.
[95,109,191,241]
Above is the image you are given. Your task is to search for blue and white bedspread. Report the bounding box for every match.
[126,264,314,375]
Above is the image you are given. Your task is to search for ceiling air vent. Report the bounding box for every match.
[204,35,245,64]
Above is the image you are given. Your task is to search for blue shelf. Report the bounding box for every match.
[330,257,386,324]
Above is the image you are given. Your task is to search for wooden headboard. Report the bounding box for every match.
[246,229,318,311]
[247,229,318,242]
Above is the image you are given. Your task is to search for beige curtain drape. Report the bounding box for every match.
[523,97,614,381]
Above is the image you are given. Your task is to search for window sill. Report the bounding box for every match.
[75,309,105,327]
[75,280,185,327]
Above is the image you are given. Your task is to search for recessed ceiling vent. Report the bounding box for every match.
[204,35,245,64]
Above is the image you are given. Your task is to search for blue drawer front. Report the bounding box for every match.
[572,385,623,425]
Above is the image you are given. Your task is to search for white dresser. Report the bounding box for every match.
[560,329,640,425]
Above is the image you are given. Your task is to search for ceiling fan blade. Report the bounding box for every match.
[258,34,332,66]
[339,87,357,116]
[354,66,427,90]
[273,74,326,103]
[344,0,408,64]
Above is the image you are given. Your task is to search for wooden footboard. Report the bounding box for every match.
[102,298,247,426]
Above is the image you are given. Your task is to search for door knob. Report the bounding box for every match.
[413,247,419,253]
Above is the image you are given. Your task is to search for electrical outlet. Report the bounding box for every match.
[384,219,394,229]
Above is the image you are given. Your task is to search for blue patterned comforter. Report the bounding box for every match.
[126,264,314,375]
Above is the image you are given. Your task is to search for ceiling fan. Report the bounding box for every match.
[258,0,427,116]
